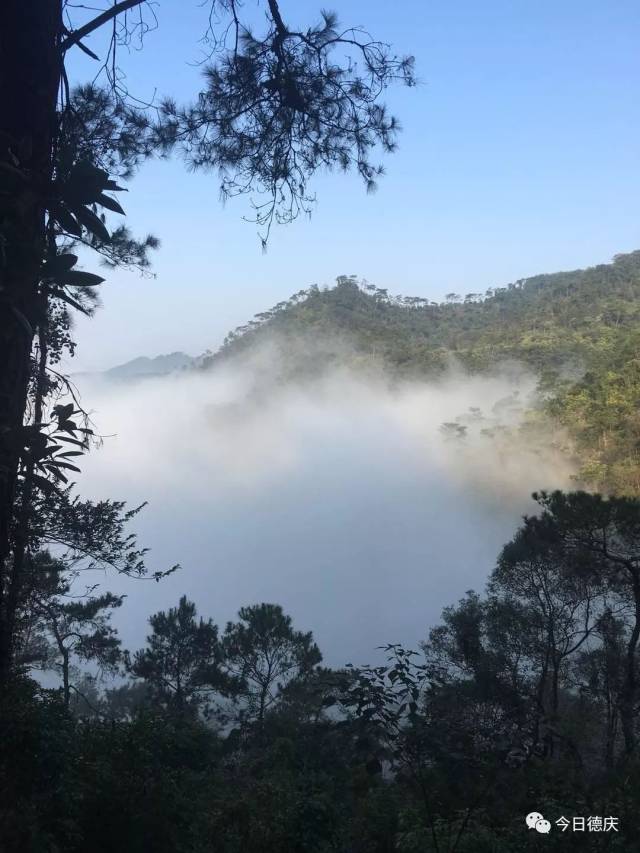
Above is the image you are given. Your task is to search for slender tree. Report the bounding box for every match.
[523,490,640,758]
[24,552,123,709]
[492,524,604,756]
[129,595,228,717]
[223,602,322,728]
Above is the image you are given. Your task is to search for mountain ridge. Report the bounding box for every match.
[201,250,640,494]
[78,351,196,381]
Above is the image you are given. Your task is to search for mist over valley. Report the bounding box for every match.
[76,305,575,664]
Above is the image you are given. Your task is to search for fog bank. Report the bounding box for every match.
[75,348,573,664]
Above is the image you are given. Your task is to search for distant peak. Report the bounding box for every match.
[105,352,194,380]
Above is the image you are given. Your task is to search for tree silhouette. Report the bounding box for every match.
[24,552,123,709]
[223,602,322,728]
[129,595,228,717]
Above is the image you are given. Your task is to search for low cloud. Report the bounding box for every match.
[75,339,573,664]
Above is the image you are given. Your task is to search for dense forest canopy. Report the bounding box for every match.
[4,490,640,851]
[204,250,640,495]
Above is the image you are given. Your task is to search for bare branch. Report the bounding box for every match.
[60,0,147,52]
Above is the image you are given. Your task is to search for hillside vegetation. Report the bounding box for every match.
[204,251,640,495]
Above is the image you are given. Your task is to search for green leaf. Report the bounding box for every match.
[63,161,110,204]
[96,193,125,215]
[73,204,111,242]
[50,204,82,237]
[30,474,58,496]
[75,39,100,61]
[56,435,89,448]
[44,465,68,484]
[53,403,74,419]
[50,460,82,473]
[43,445,63,458]
[70,160,108,180]
[56,270,106,287]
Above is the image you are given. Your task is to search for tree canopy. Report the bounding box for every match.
[204,253,640,494]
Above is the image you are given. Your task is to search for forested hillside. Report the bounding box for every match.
[204,251,640,495]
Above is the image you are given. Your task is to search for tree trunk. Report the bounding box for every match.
[546,658,561,758]
[0,1,62,684]
[605,699,617,769]
[259,682,268,729]
[62,648,70,709]
[619,579,640,758]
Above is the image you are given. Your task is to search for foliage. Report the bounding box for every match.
[204,254,640,494]
[129,595,228,718]
[22,550,123,708]
[159,8,414,240]
[222,602,322,727]
[4,526,640,852]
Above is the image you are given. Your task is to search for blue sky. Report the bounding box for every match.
[67,0,640,369]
